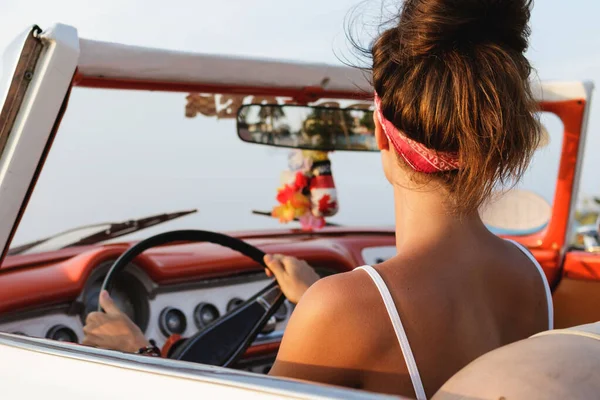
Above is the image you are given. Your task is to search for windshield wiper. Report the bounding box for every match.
[251,210,341,227]
[7,209,197,256]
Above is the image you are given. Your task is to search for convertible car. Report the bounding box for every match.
[0,24,598,398]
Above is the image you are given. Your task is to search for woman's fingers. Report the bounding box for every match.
[81,335,97,347]
[85,311,102,326]
[264,254,286,277]
[99,290,122,315]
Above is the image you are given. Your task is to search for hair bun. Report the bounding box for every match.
[399,0,533,57]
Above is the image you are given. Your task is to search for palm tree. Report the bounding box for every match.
[257,105,286,144]
[332,109,355,147]
[359,111,375,131]
[258,105,285,131]
[302,108,333,149]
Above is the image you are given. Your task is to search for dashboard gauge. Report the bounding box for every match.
[194,303,220,329]
[46,325,78,343]
[159,307,187,336]
[227,297,244,313]
[80,267,149,332]
[83,285,136,322]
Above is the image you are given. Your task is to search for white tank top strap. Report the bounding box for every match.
[504,239,554,330]
[356,265,427,400]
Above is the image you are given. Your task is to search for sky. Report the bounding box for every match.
[0,0,599,245]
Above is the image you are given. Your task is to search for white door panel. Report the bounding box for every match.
[0,334,399,399]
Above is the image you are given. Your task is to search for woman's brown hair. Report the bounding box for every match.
[369,0,540,214]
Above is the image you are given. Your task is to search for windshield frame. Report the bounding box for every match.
[0,24,79,265]
[0,26,43,169]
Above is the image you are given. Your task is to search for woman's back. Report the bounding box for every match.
[302,229,552,397]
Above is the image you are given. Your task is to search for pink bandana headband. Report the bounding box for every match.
[374,92,461,173]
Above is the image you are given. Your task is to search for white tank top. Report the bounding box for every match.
[356,240,554,400]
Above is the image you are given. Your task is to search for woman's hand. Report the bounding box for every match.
[263,254,320,304]
[82,290,149,353]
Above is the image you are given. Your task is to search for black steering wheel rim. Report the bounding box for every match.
[99,229,267,298]
[99,229,284,367]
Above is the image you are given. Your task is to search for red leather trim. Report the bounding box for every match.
[161,334,182,357]
[243,342,280,358]
[160,337,281,360]
[562,251,600,281]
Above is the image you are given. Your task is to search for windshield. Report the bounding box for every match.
[8,87,565,254]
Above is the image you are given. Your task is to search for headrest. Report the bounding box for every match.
[481,189,551,236]
[433,323,600,399]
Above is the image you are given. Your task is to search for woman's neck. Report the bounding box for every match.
[393,184,489,253]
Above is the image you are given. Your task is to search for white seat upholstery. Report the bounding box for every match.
[433,322,600,400]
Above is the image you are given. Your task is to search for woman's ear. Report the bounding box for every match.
[374,111,389,151]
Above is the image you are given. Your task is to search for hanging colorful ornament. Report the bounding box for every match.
[272,150,338,231]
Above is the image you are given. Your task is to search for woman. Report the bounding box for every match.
[83,0,552,398]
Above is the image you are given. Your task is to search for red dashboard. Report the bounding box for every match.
[0,230,396,315]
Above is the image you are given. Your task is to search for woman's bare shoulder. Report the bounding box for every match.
[270,269,386,383]
[291,270,382,332]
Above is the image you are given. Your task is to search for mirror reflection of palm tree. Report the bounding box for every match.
[302,108,331,149]
[304,108,356,149]
[333,109,355,147]
[258,105,286,144]
[359,111,375,132]
[302,108,354,150]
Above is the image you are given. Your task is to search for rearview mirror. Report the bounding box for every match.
[237,104,377,152]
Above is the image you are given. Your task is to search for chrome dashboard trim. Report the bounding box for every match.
[0,303,72,324]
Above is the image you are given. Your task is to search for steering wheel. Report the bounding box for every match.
[99,230,285,367]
